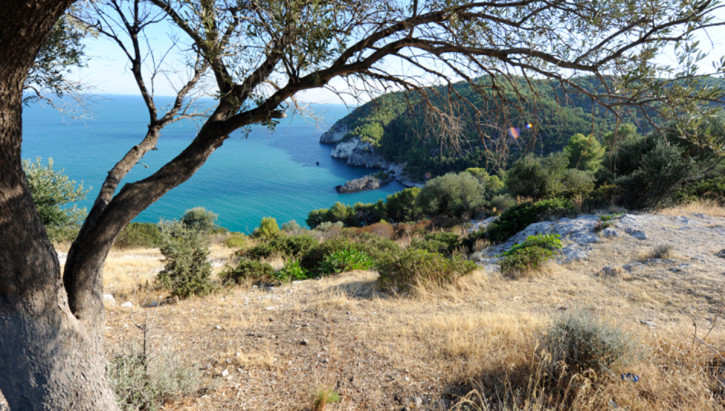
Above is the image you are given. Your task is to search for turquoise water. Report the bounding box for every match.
[21,95,403,233]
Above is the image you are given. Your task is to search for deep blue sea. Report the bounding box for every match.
[21,95,404,233]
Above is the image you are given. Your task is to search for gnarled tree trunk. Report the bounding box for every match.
[0,1,118,409]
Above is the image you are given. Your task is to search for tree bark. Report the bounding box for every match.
[0,0,119,409]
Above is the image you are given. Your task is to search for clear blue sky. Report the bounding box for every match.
[72,5,725,103]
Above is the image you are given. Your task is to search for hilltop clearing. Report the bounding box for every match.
[53,204,725,410]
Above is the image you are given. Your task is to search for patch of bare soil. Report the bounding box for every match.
[103,207,725,410]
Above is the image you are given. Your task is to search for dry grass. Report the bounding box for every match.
[99,210,725,410]
[659,199,725,218]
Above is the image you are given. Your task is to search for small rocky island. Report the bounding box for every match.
[335,172,395,193]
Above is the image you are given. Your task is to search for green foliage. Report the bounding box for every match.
[417,172,485,220]
[157,221,215,298]
[505,153,568,201]
[23,157,88,243]
[254,216,280,239]
[245,234,317,260]
[110,350,200,411]
[24,12,85,104]
[564,133,605,172]
[275,260,310,282]
[488,194,517,214]
[674,176,725,204]
[224,232,247,248]
[319,248,374,276]
[313,387,341,411]
[220,258,276,285]
[410,232,461,257]
[116,222,162,249]
[281,220,303,234]
[299,237,356,274]
[465,167,505,198]
[499,234,562,277]
[485,198,573,243]
[377,248,477,293]
[545,312,635,378]
[180,207,218,233]
[615,138,697,208]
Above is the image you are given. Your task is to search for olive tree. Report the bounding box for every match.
[1,0,723,408]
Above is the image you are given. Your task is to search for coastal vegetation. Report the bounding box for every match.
[3,0,725,409]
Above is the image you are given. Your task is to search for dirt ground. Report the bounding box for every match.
[100,205,725,410]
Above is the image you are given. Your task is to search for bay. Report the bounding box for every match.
[21,95,404,233]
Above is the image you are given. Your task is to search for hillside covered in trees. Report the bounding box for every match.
[322,76,725,179]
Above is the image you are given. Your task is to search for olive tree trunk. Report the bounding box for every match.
[0,1,119,409]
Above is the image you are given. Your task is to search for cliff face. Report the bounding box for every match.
[328,137,421,187]
[319,123,348,144]
[331,138,389,168]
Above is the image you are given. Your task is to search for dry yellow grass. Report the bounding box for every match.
[659,199,725,218]
[99,211,725,410]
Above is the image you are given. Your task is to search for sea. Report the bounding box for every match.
[21,95,405,233]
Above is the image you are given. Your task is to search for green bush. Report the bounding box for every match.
[220,258,275,285]
[505,153,568,201]
[564,133,605,172]
[499,234,562,277]
[299,237,355,274]
[244,234,317,260]
[254,216,280,239]
[488,194,516,214]
[281,220,303,234]
[180,207,218,233]
[157,222,215,298]
[275,260,310,282]
[116,222,162,249]
[224,232,247,248]
[417,172,485,221]
[23,157,88,243]
[110,350,200,411]
[410,232,461,256]
[319,248,374,276]
[545,312,635,379]
[377,248,477,293]
[485,198,573,243]
[674,176,725,204]
[385,187,422,223]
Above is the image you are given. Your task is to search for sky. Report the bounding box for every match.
[71,4,725,104]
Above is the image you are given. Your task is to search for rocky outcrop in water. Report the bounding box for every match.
[328,137,421,188]
[336,173,395,194]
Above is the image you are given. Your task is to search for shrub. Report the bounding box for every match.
[220,258,275,285]
[615,138,696,208]
[299,237,355,274]
[23,157,88,243]
[674,176,725,204]
[110,350,200,411]
[319,248,374,276]
[506,153,568,201]
[281,220,303,234]
[352,200,386,226]
[485,198,573,243]
[116,222,163,249]
[180,207,218,233]
[157,222,215,298]
[385,187,422,223]
[224,232,246,248]
[411,232,460,256]
[244,234,317,260]
[254,216,279,239]
[377,248,477,293]
[564,133,605,172]
[545,312,635,379]
[488,194,516,214]
[499,234,562,277]
[274,260,310,282]
[417,172,485,221]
